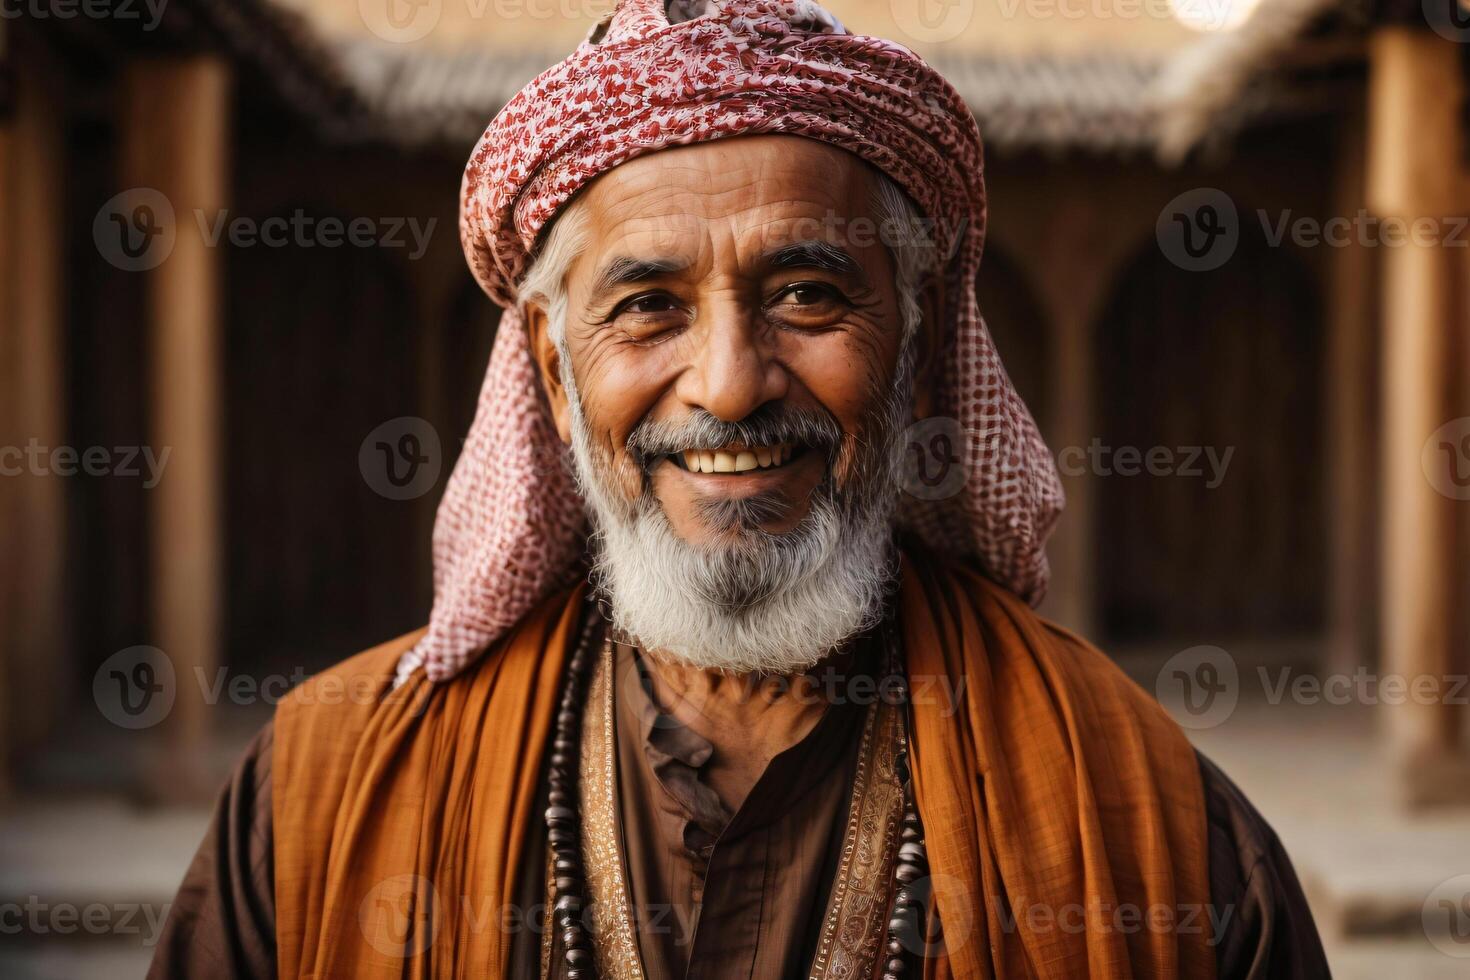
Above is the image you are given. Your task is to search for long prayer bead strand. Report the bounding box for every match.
[546,609,604,980]
[882,623,931,980]
[545,605,932,980]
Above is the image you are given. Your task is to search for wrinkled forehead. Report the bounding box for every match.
[565,135,885,270]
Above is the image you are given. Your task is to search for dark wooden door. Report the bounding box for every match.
[1093,234,1325,642]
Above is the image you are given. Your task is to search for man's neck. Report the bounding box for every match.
[639,647,854,814]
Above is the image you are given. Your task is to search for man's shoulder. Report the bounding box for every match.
[278,627,427,717]
[903,545,1147,686]
[269,628,430,825]
[273,578,586,743]
[1196,751,1331,976]
[1197,751,1291,886]
[271,629,430,766]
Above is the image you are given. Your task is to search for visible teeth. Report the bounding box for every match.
[683,445,797,472]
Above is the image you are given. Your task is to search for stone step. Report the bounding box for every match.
[0,797,208,975]
[0,942,156,980]
[0,799,208,908]
[1184,699,1470,955]
[1325,938,1470,979]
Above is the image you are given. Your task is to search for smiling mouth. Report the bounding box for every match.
[667,443,809,474]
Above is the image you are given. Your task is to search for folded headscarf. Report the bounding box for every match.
[405,0,1064,682]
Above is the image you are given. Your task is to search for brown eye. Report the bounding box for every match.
[778,282,839,306]
[765,280,849,332]
[609,291,688,344]
[606,291,680,321]
[625,293,677,315]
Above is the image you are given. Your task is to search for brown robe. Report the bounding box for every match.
[149,552,1329,979]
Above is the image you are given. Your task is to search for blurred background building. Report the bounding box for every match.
[1,0,1468,975]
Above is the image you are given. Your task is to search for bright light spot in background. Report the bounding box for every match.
[1169,0,1265,31]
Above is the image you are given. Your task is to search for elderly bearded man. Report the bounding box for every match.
[152,2,1328,978]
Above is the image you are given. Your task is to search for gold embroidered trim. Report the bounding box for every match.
[807,694,905,980]
[577,639,648,980]
[545,637,904,980]
[541,837,555,979]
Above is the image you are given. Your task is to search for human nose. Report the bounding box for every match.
[673,305,788,422]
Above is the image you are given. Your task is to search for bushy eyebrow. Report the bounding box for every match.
[590,256,688,298]
[587,241,866,303]
[763,240,865,282]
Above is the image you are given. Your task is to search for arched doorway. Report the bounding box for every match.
[1093,233,1325,643]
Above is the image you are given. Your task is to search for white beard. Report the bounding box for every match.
[563,358,913,675]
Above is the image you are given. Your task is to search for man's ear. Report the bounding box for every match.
[910,276,944,420]
[524,302,574,444]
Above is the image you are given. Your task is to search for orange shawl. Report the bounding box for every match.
[273,554,1213,979]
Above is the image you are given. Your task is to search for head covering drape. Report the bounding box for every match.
[406,0,1064,682]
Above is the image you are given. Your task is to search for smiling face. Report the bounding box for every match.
[528,136,924,537]
[523,135,935,671]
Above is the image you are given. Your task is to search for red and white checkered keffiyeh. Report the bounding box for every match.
[401,0,1064,683]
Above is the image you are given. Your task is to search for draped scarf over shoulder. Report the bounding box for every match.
[273,555,1214,980]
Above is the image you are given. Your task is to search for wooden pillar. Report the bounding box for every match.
[0,87,10,803]
[1366,27,1469,808]
[1323,109,1378,680]
[121,57,230,799]
[1,27,69,797]
[1041,302,1096,638]
[0,24,13,801]
[1012,181,1134,640]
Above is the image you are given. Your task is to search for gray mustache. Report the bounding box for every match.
[625,404,842,465]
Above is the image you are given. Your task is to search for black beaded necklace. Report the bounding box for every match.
[543,607,932,980]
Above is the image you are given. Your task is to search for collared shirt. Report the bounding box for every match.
[612,640,869,978]
[148,681,1329,980]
